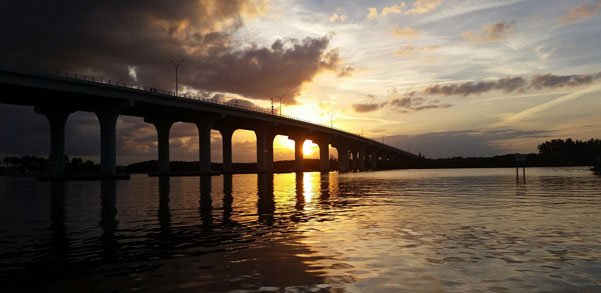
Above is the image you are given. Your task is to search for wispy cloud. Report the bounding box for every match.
[558,1,601,26]
[462,21,516,43]
[394,44,440,56]
[367,0,442,18]
[419,72,601,97]
[393,27,421,39]
[351,97,451,113]
[502,83,601,124]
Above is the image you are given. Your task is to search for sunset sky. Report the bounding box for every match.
[1,0,600,163]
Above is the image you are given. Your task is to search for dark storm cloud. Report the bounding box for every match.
[0,0,346,104]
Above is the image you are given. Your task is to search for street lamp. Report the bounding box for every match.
[328,113,334,128]
[270,97,274,115]
[169,59,184,96]
[274,95,284,115]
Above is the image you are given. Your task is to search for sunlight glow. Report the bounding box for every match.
[303,140,315,156]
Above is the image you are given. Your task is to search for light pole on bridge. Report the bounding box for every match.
[169,59,184,96]
[274,95,284,115]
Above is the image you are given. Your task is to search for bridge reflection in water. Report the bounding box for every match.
[1,172,341,290]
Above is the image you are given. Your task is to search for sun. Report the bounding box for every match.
[303,140,315,156]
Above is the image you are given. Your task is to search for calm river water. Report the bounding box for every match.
[1,167,600,292]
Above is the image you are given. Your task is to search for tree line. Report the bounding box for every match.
[2,138,600,174]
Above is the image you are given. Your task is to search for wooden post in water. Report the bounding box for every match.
[515,154,526,185]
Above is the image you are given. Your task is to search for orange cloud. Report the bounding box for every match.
[367,0,442,18]
[558,1,601,25]
[393,27,421,39]
[329,10,348,23]
[462,21,515,43]
[406,0,443,15]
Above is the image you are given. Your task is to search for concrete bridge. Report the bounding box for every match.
[0,67,420,178]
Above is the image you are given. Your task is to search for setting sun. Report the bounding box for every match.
[277,138,317,157]
[303,141,315,156]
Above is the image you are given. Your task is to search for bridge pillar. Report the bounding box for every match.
[350,149,358,172]
[334,143,350,173]
[358,148,366,171]
[255,127,276,173]
[219,127,235,173]
[370,152,378,170]
[265,135,275,172]
[196,117,217,174]
[145,118,173,174]
[290,135,306,172]
[96,106,126,176]
[318,140,330,172]
[34,107,74,176]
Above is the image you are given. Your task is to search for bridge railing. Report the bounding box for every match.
[1,65,408,152]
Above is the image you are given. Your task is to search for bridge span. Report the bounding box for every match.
[0,67,420,178]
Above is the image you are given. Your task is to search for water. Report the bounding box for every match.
[1,167,600,292]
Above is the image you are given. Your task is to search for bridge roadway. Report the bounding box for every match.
[0,67,420,178]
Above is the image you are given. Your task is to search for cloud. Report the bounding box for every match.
[393,27,421,39]
[421,73,601,97]
[405,0,443,15]
[128,66,138,81]
[352,96,451,114]
[394,44,440,56]
[462,21,515,43]
[367,0,441,18]
[558,1,601,25]
[388,97,451,112]
[382,2,407,16]
[329,10,348,23]
[424,77,527,96]
[530,72,601,89]
[367,7,379,19]
[0,0,349,104]
[352,103,381,113]
[337,65,355,77]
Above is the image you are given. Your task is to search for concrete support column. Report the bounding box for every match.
[145,118,173,174]
[350,149,358,172]
[318,141,330,172]
[292,136,306,172]
[335,143,350,173]
[265,136,275,172]
[358,148,366,171]
[35,107,74,176]
[196,118,216,174]
[371,152,378,170]
[219,128,235,173]
[96,108,121,175]
[255,128,276,173]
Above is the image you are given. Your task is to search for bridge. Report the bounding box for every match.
[0,67,420,179]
